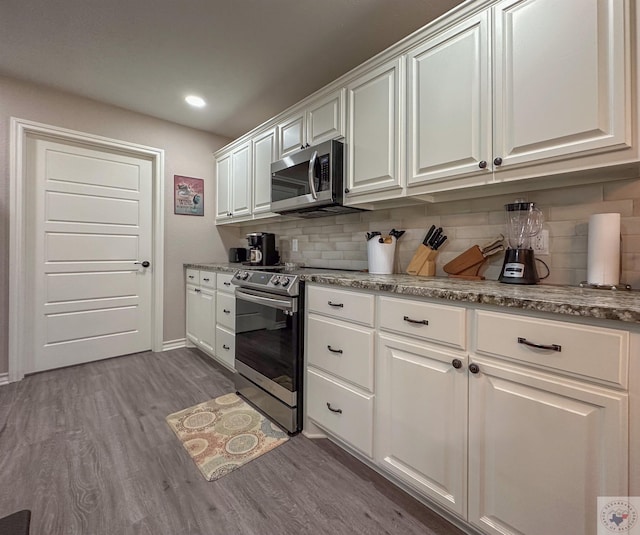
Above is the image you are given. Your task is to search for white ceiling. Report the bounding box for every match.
[0,0,464,139]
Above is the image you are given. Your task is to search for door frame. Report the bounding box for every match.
[8,117,165,382]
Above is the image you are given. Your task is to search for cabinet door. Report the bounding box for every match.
[407,11,491,186]
[186,284,201,344]
[198,288,216,355]
[468,356,628,535]
[306,88,346,146]
[346,58,403,198]
[231,142,251,217]
[493,0,628,170]
[215,154,231,220]
[278,112,305,158]
[252,128,276,214]
[376,334,468,516]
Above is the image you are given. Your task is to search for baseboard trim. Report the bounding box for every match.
[0,373,9,386]
[162,338,186,351]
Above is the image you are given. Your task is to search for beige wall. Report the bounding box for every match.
[240,178,640,287]
[0,75,238,374]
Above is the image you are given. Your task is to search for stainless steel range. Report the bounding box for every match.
[232,268,303,434]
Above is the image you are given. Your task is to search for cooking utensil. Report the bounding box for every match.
[423,225,436,245]
[427,227,442,247]
[366,231,382,241]
[389,229,405,240]
[433,234,447,250]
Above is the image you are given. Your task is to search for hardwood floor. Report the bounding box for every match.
[0,348,465,535]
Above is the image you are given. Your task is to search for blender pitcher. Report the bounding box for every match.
[499,200,544,284]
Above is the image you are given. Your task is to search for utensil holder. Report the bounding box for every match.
[368,236,396,274]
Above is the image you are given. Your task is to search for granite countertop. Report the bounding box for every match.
[184,263,640,324]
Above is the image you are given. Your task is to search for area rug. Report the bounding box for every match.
[166,393,289,481]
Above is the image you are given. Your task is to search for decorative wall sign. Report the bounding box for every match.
[174,175,204,216]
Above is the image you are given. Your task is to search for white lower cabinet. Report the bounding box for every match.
[305,285,632,535]
[185,270,216,357]
[467,356,628,535]
[376,333,468,516]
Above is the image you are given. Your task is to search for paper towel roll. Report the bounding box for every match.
[587,213,621,286]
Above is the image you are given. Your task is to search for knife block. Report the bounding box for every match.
[443,245,486,280]
[406,245,439,276]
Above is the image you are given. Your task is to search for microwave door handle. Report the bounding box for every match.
[308,150,318,200]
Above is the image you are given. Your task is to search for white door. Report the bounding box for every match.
[468,356,628,535]
[252,128,276,215]
[346,57,403,199]
[27,136,153,373]
[306,88,346,147]
[407,11,492,186]
[215,153,231,221]
[376,334,468,517]
[231,142,251,218]
[493,0,628,170]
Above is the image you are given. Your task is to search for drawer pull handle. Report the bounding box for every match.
[188,275,195,279]
[223,344,230,350]
[328,301,344,308]
[224,282,231,286]
[194,288,201,293]
[203,278,210,282]
[517,337,562,352]
[327,345,343,354]
[403,316,428,326]
[223,309,231,314]
[326,402,342,414]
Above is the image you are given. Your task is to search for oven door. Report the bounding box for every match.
[234,287,300,407]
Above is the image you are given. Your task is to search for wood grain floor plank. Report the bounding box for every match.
[0,348,465,535]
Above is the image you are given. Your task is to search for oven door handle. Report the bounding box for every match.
[235,288,296,312]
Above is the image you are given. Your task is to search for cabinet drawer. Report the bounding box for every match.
[474,311,628,387]
[217,273,235,293]
[378,296,466,350]
[186,268,200,285]
[216,292,235,331]
[307,368,373,457]
[307,285,374,326]
[200,270,216,289]
[215,325,235,369]
[307,315,374,391]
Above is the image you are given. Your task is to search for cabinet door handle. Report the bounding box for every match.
[403,316,428,325]
[493,157,503,166]
[327,301,344,308]
[327,345,343,354]
[517,337,562,352]
[478,160,487,169]
[469,363,480,374]
[223,309,231,314]
[326,402,342,414]
[224,282,231,286]
[222,344,230,350]
[452,359,462,369]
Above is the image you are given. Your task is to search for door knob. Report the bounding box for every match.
[135,261,150,268]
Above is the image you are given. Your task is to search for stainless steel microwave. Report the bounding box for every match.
[270,140,361,218]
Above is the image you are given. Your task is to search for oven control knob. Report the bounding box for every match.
[280,277,290,287]
[235,272,242,279]
[272,276,281,286]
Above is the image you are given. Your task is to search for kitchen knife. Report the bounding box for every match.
[480,234,504,254]
[482,244,504,257]
[422,225,436,246]
[433,234,447,250]
[428,227,443,248]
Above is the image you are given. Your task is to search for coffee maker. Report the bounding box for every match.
[499,200,543,284]
[246,232,279,266]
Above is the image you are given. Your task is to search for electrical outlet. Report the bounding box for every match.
[292,238,298,252]
[533,229,549,255]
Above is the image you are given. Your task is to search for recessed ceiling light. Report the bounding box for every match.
[185,95,206,108]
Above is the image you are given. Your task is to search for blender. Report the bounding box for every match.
[498,200,543,284]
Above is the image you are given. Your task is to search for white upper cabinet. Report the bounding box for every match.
[215,154,231,220]
[492,0,628,171]
[407,11,492,187]
[277,88,345,159]
[345,57,404,201]
[215,141,252,223]
[252,127,277,215]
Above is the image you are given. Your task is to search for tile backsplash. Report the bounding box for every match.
[235,177,640,288]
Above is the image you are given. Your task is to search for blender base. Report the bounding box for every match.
[499,248,540,284]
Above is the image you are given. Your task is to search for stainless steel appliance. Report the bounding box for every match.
[232,268,303,433]
[270,139,362,218]
[499,200,544,284]
[246,232,279,266]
